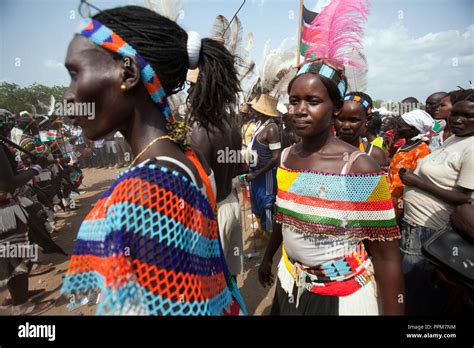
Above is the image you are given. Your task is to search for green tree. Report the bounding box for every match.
[373,99,384,109]
[0,82,67,115]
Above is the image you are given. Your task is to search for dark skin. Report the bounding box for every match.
[190,119,242,202]
[425,92,447,119]
[381,117,397,133]
[64,35,208,187]
[437,95,453,140]
[400,100,474,205]
[336,101,389,167]
[451,204,474,239]
[244,113,281,182]
[258,74,405,315]
[396,118,420,147]
[391,118,424,215]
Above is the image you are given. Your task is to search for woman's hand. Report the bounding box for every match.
[258,259,274,288]
[399,168,421,187]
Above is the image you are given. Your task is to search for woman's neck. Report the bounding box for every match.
[300,129,333,155]
[123,100,168,157]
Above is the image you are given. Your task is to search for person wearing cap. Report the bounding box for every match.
[245,94,282,237]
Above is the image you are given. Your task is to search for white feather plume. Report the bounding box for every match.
[144,0,186,22]
[211,15,231,45]
[210,15,256,88]
[245,32,255,52]
[271,69,297,100]
[258,38,297,94]
[37,95,56,116]
[228,16,243,57]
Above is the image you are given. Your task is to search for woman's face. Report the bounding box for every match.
[381,117,396,132]
[436,95,452,120]
[335,101,367,144]
[396,118,418,140]
[288,74,337,138]
[449,100,474,137]
[63,35,132,140]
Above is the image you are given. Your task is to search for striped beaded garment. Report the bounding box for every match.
[275,150,400,300]
[61,156,247,315]
[276,167,399,241]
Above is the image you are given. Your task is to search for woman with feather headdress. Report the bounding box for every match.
[258,0,404,315]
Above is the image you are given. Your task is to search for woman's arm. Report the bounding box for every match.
[258,221,283,287]
[353,154,405,315]
[246,124,281,182]
[451,203,474,239]
[400,170,471,205]
[365,239,405,315]
[371,146,390,168]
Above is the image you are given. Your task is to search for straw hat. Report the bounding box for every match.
[251,94,279,117]
[239,103,250,114]
[186,68,200,84]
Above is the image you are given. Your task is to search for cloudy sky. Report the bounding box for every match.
[0,0,473,103]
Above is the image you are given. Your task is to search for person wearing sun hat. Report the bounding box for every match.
[245,93,282,237]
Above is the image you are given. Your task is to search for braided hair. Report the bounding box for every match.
[93,6,240,130]
[346,91,373,116]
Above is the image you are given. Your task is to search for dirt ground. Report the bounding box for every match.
[0,167,278,316]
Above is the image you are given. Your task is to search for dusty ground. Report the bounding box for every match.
[0,167,278,316]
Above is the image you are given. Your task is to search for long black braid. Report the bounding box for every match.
[93,6,240,130]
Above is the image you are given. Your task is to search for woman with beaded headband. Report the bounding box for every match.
[335,91,390,171]
[60,4,246,315]
[258,59,404,315]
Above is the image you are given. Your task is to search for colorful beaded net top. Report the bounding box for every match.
[276,166,400,242]
[61,159,246,315]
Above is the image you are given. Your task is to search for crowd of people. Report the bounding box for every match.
[0,3,472,317]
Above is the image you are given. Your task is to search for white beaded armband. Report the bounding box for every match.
[269,142,282,150]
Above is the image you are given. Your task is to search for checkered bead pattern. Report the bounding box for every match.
[297,62,347,98]
[344,95,372,114]
[61,162,246,315]
[276,168,400,241]
[78,18,174,123]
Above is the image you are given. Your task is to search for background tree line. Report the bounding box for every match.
[0,82,67,115]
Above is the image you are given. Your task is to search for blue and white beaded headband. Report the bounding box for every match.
[297,63,347,98]
[344,95,373,114]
